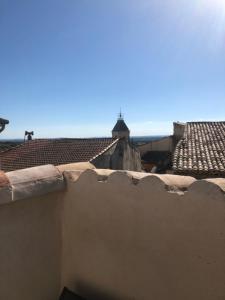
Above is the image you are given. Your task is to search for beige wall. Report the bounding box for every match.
[0,164,225,300]
[138,136,173,155]
[61,169,225,300]
[0,165,64,300]
[0,193,62,300]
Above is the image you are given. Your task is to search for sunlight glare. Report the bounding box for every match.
[194,0,225,51]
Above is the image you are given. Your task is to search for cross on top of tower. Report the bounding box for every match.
[118,109,124,120]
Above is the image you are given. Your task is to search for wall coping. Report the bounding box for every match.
[4,165,65,202]
[0,163,224,205]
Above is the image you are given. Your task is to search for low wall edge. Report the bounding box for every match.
[0,164,225,205]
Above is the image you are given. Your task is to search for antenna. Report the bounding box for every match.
[118,108,123,120]
[24,131,34,141]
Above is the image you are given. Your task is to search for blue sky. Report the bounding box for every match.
[1,0,225,138]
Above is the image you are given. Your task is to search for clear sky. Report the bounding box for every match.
[1,0,225,138]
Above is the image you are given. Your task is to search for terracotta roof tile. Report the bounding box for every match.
[173,122,225,177]
[0,138,118,172]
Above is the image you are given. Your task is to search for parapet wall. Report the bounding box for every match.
[0,163,225,300]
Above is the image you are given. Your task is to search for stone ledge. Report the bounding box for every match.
[6,164,65,201]
[57,162,95,173]
[0,164,225,205]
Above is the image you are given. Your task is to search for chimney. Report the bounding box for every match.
[173,122,185,141]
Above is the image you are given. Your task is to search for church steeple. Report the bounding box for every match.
[112,112,130,140]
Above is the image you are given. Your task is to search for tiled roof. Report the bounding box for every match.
[173,122,225,177]
[0,141,22,152]
[112,119,129,132]
[0,138,118,172]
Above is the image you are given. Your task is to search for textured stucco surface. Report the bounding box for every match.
[0,165,225,300]
[61,169,225,300]
[0,193,62,300]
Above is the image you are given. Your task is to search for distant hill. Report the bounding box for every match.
[0,136,168,152]
[131,135,168,146]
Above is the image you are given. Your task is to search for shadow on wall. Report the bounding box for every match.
[76,281,119,300]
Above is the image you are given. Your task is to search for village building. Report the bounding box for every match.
[0,116,141,172]
[173,121,225,178]
[138,121,225,179]
[137,122,185,173]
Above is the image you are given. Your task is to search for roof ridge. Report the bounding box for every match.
[29,137,115,141]
[89,138,119,162]
[187,121,225,124]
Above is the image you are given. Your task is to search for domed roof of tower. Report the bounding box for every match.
[112,113,129,132]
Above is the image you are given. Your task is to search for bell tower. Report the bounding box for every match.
[112,112,130,140]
